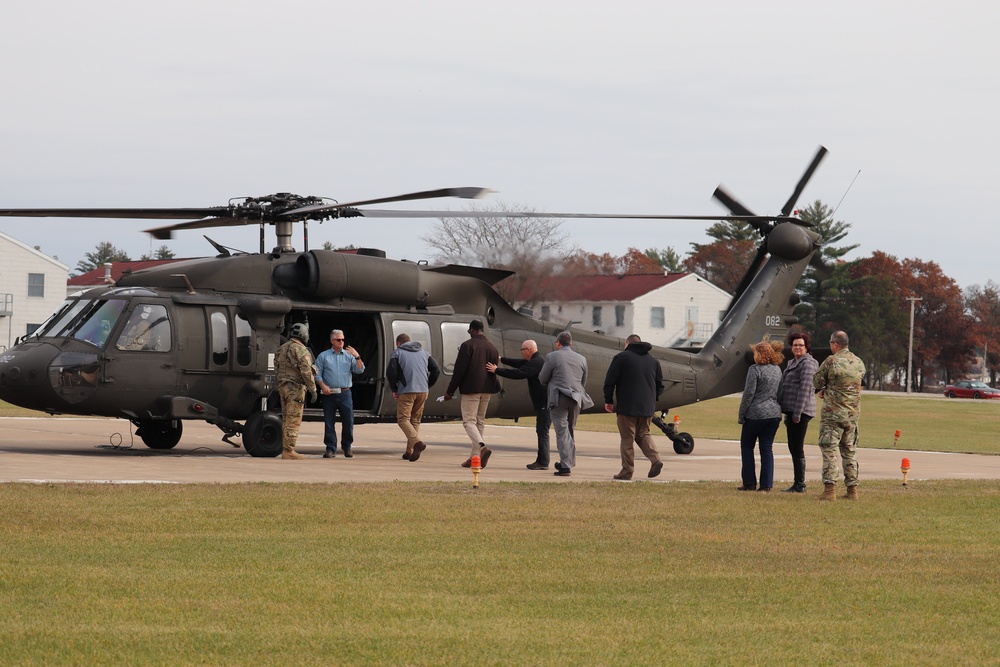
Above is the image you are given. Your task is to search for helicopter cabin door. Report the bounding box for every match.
[298,311,382,418]
[101,299,178,413]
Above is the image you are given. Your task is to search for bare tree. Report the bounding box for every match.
[421,202,572,307]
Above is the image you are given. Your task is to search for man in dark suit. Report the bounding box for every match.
[487,339,550,471]
[603,334,665,480]
[538,331,593,477]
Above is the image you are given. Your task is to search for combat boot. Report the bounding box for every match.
[845,485,859,501]
[282,449,305,460]
[818,482,836,501]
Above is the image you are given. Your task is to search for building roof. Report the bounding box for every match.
[0,231,69,270]
[68,259,185,287]
[528,272,691,302]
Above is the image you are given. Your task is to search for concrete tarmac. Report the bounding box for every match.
[3,416,998,485]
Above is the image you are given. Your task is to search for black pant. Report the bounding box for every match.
[535,407,551,466]
[784,413,812,460]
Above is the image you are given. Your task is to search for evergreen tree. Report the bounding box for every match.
[75,241,132,276]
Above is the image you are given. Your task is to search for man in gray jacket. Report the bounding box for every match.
[538,331,593,476]
[603,334,665,480]
[387,333,440,462]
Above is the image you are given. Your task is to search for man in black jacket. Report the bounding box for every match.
[603,334,665,480]
[444,320,500,468]
[487,339,550,471]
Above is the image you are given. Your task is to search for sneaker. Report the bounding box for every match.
[526,462,549,471]
[553,467,571,477]
[480,447,492,468]
[410,441,426,462]
[648,461,663,478]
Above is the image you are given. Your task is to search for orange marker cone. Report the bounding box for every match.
[901,457,910,486]
[893,429,901,447]
[471,455,482,489]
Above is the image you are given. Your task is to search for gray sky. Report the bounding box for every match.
[2,1,996,288]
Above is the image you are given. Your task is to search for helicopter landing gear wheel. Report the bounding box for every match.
[672,432,695,455]
[243,411,283,458]
[135,419,183,450]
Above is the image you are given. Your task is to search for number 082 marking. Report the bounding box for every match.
[765,315,782,327]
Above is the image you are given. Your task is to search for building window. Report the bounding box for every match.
[592,306,602,327]
[541,306,550,321]
[650,307,665,328]
[615,305,625,327]
[27,273,45,298]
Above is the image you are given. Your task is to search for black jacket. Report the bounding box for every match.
[603,342,664,416]
[495,352,546,411]
[446,333,501,396]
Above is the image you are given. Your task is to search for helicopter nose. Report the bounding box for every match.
[0,341,100,411]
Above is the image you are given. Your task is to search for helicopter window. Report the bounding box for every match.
[235,315,252,367]
[33,299,86,339]
[210,311,229,366]
[391,320,432,353]
[440,322,470,375]
[650,307,665,329]
[69,299,128,348]
[115,305,172,352]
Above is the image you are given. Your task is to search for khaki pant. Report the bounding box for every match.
[396,392,428,454]
[617,414,662,475]
[460,393,491,456]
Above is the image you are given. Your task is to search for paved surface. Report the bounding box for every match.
[3,416,998,484]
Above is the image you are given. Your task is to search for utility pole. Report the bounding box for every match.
[906,296,922,393]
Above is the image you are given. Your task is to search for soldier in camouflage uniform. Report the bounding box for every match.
[273,323,317,460]
[813,330,866,500]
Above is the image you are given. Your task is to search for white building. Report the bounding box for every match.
[0,231,68,351]
[525,272,732,348]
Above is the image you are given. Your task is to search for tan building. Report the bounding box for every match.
[0,231,69,351]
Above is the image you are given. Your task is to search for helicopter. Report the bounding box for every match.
[0,148,827,457]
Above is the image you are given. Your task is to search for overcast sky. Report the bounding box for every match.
[2,1,996,288]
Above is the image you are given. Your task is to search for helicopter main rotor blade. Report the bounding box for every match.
[712,186,757,219]
[0,207,228,220]
[353,209,802,223]
[144,217,241,240]
[780,145,828,216]
[282,187,494,217]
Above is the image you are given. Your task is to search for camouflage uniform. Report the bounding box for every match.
[813,348,866,486]
[274,338,317,454]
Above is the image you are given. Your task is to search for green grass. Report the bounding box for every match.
[2,481,999,665]
[566,393,1000,455]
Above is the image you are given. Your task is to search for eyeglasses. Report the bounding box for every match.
[791,343,806,348]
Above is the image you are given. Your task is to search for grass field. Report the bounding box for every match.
[2,481,999,665]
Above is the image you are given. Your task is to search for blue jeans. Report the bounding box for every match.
[740,418,780,489]
[322,390,354,453]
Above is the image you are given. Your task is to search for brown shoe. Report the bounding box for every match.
[648,461,663,478]
[410,441,426,462]
[613,471,633,480]
[461,458,472,468]
[480,447,492,468]
[282,450,305,460]
[736,484,756,491]
[402,452,411,460]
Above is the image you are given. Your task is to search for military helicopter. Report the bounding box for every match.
[0,148,827,457]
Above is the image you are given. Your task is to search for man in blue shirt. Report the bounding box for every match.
[315,328,365,458]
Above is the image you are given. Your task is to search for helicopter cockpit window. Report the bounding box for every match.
[235,315,252,367]
[440,322,470,375]
[68,299,128,349]
[391,320,432,353]
[33,299,87,339]
[115,305,172,352]
[211,311,229,366]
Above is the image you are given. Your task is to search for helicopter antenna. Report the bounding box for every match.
[303,219,309,253]
[831,169,861,218]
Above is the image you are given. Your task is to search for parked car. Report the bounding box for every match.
[943,380,1000,399]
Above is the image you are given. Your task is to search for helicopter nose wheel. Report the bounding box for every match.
[243,411,284,458]
[135,419,183,450]
[651,412,695,455]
